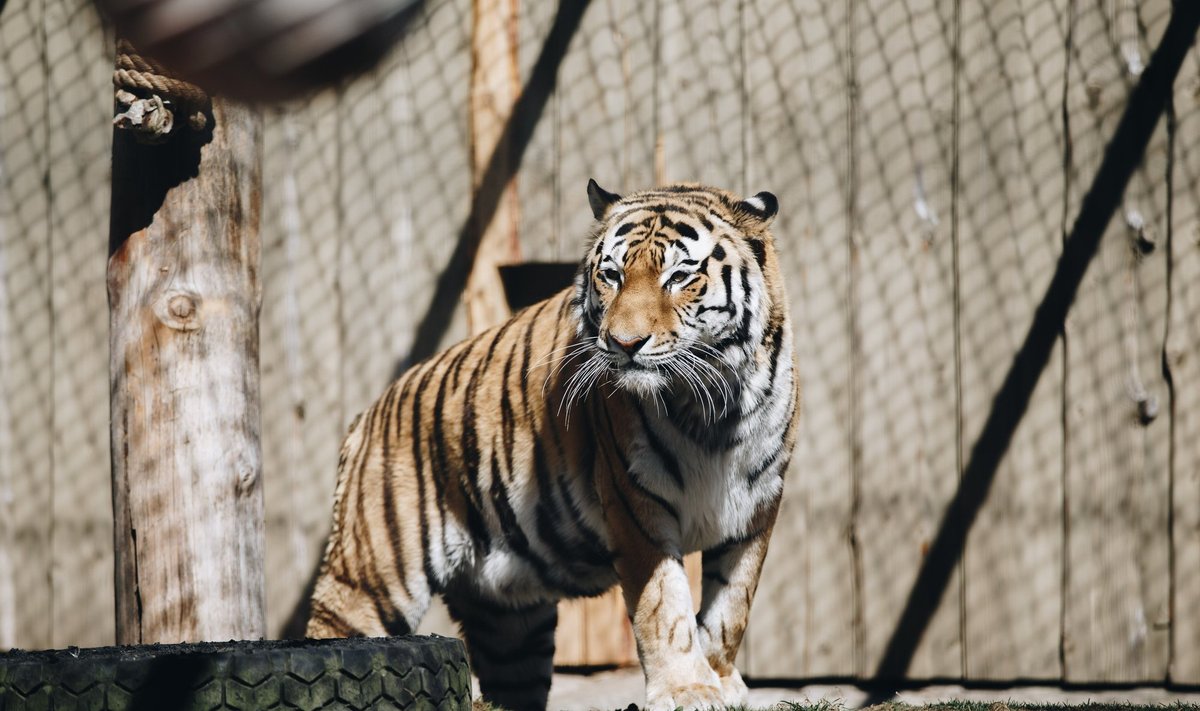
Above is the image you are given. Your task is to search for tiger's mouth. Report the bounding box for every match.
[613,365,668,397]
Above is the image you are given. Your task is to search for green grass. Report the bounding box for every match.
[776,703,1200,711]
[473,700,1200,711]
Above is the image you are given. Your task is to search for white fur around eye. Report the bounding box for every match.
[743,196,766,212]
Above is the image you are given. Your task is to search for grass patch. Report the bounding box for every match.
[473,700,1200,711]
[778,704,1200,711]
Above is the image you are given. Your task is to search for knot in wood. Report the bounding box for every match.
[235,467,260,497]
[169,294,195,319]
[156,291,202,331]
[1137,394,1159,426]
[1125,209,1156,254]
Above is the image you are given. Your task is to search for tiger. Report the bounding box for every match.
[307,181,800,711]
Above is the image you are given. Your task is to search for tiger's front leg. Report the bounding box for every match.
[695,523,776,707]
[620,550,724,711]
[601,479,722,710]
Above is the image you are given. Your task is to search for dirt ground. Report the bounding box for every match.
[544,667,1200,710]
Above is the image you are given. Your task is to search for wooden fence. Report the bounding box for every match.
[1,0,1199,685]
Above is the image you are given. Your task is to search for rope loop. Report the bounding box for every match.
[113,39,210,143]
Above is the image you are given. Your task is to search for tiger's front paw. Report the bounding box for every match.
[718,668,748,706]
[645,683,725,711]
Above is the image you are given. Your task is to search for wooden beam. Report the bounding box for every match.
[466,0,522,333]
[108,93,266,644]
[0,0,53,652]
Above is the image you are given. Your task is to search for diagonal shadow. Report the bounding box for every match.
[393,0,592,377]
[864,2,1200,700]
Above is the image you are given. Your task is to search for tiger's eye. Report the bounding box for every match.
[602,268,621,284]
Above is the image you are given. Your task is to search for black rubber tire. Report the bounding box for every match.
[0,635,471,710]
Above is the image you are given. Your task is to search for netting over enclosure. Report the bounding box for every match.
[2,0,1199,686]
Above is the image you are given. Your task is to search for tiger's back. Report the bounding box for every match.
[309,182,799,711]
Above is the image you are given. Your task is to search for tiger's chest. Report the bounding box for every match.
[628,368,794,553]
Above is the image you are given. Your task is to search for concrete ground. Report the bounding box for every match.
[544,667,1200,710]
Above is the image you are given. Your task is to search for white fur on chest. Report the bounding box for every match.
[676,444,782,552]
[632,363,792,553]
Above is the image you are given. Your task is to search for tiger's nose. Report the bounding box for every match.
[609,334,648,356]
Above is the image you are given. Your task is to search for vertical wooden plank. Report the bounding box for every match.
[0,0,53,651]
[657,0,747,664]
[338,55,409,414]
[338,0,465,406]
[854,0,961,679]
[957,0,1066,679]
[43,0,114,649]
[464,0,521,332]
[515,0,559,263]
[658,0,744,189]
[551,0,659,668]
[516,0,585,662]
[0,56,10,647]
[1168,25,1200,684]
[260,96,344,637]
[742,0,858,679]
[1062,0,1172,682]
[516,0,590,665]
[557,0,657,239]
[338,0,471,422]
[392,0,473,642]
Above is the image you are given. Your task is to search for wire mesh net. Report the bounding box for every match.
[1,0,1199,686]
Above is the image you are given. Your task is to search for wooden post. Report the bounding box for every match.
[107,92,266,644]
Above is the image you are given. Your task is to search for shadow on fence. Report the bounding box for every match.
[395,0,591,375]
[866,1,1200,697]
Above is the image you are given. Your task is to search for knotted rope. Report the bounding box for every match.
[113,39,210,142]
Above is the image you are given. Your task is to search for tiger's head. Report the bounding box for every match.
[571,180,782,402]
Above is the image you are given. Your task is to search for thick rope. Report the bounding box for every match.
[113,39,209,141]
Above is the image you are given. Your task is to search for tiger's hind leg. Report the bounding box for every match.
[446,594,558,711]
[307,567,431,639]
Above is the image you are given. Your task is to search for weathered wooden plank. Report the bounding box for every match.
[551,0,660,668]
[43,0,115,650]
[398,0,474,643]
[742,0,858,679]
[511,0,591,664]
[514,0,559,263]
[658,0,744,189]
[1168,26,1200,684]
[557,0,657,241]
[339,0,471,419]
[1062,0,1172,682]
[854,0,961,679]
[0,0,54,651]
[464,0,521,333]
[957,0,1066,680]
[657,0,747,668]
[260,96,344,638]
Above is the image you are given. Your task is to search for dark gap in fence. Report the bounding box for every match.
[394,0,592,375]
[865,1,1200,697]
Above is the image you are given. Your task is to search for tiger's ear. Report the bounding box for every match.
[587,179,622,221]
[736,191,779,227]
